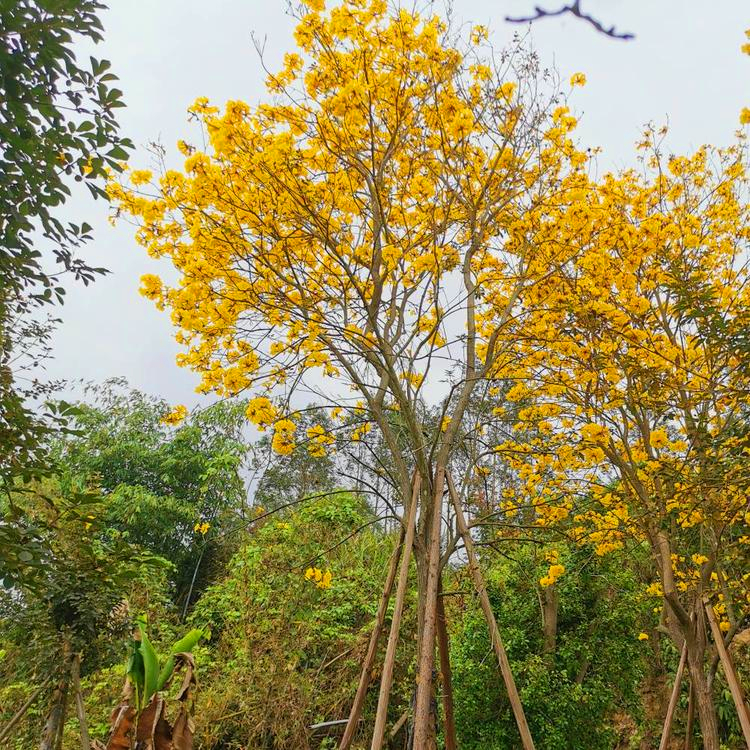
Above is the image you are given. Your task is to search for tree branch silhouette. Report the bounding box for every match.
[506,1,635,40]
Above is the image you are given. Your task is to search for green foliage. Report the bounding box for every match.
[252,404,337,511]
[0,0,132,490]
[190,491,414,749]
[449,543,649,750]
[56,379,249,602]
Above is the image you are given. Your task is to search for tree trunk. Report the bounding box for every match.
[685,653,719,750]
[412,467,446,750]
[40,639,72,750]
[71,653,91,750]
[436,580,457,750]
[684,683,694,750]
[541,587,558,656]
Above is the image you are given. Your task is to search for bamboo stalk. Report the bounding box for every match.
[704,598,750,746]
[436,579,457,750]
[370,474,421,750]
[339,523,407,750]
[447,474,535,750]
[412,467,446,749]
[658,642,687,750]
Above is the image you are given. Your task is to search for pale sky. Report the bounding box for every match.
[47,0,750,407]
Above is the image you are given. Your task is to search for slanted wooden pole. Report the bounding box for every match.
[370,474,421,750]
[436,579,457,750]
[704,598,750,746]
[658,642,687,750]
[339,524,406,750]
[447,474,535,750]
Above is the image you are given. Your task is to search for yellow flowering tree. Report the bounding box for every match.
[497,132,750,748]
[109,1,598,745]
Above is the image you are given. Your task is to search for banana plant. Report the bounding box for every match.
[125,616,206,712]
[96,618,206,749]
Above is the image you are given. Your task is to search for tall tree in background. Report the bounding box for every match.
[251,405,337,511]
[0,0,131,488]
[56,380,249,607]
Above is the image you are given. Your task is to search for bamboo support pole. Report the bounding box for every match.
[339,523,406,750]
[370,475,421,750]
[704,598,750,746]
[658,642,687,750]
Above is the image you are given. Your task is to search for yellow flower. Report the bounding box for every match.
[304,566,332,589]
[245,397,278,431]
[272,418,296,455]
[580,423,609,445]
[649,429,669,449]
[130,169,153,186]
[638,632,649,641]
[740,107,750,125]
[194,521,210,535]
[570,72,587,87]
[139,274,162,300]
[163,404,188,425]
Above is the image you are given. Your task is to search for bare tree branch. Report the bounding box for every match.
[506,1,635,41]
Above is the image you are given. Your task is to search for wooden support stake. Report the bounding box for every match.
[447,474,535,750]
[704,599,750,746]
[658,642,687,750]
[436,579,457,750]
[370,475,421,750]
[339,524,406,750]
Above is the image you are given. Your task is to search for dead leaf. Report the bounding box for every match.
[171,709,194,750]
[105,703,136,750]
[136,694,172,749]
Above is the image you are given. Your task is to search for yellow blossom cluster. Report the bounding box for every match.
[304,567,332,589]
[162,404,188,425]
[540,563,565,588]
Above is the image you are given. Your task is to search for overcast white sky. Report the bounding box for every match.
[47,0,750,408]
